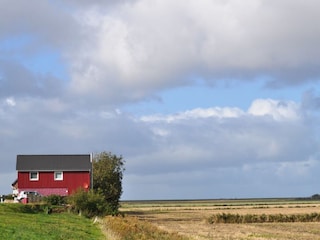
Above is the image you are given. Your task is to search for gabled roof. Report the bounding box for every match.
[16,154,92,171]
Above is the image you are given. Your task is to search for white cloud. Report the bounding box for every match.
[2,0,320,105]
[141,107,244,123]
[141,99,300,123]
[126,99,315,179]
[248,99,300,121]
[5,97,16,107]
[65,0,320,104]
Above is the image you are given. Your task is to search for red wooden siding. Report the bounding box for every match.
[18,171,90,196]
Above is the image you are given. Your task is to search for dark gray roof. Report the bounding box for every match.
[16,154,92,171]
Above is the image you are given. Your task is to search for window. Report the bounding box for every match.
[30,172,39,181]
[54,171,63,181]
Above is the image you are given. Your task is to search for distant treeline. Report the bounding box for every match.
[311,194,320,200]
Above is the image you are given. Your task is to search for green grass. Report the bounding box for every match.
[0,204,105,240]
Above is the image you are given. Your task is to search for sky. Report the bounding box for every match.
[1,0,320,200]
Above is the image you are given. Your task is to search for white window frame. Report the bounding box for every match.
[54,171,63,181]
[29,172,39,181]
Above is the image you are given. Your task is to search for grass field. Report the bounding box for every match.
[120,198,320,240]
[3,199,320,240]
[0,204,105,240]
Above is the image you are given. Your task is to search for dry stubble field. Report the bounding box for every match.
[120,199,320,240]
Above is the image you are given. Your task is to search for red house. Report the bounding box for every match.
[14,154,92,197]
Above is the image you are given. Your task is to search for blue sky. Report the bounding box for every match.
[1,0,320,200]
[125,79,315,116]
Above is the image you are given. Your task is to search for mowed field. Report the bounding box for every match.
[120,199,320,240]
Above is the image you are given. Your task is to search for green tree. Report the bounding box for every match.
[93,151,125,213]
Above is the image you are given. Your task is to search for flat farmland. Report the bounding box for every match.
[120,199,320,240]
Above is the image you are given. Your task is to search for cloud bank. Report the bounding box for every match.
[1,0,320,199]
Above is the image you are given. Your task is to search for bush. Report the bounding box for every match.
[3,194,14,200]
[44,195,66,206]
[68,189,112,218]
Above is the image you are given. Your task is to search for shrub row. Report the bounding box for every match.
[207,212,320,224]
[103,216,189,240]
[12,190,116,218]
